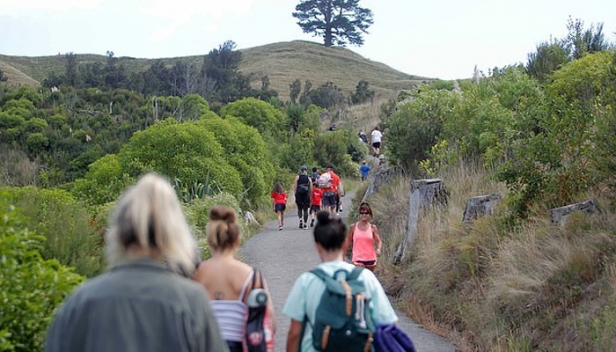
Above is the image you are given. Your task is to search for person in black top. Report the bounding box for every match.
[293,166,313,229]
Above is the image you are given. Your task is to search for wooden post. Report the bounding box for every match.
[462,194,501,223]
[550,199,600,225]
[393,179,447,264]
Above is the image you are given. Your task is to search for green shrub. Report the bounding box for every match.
[183,193,242,259]
[1,187,105,277]
[0,198,84,351]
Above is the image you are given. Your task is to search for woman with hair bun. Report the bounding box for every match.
[283,211,397,352]
[45,173,227,352]
[194,206,276,352]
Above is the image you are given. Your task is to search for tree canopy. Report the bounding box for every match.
[292,0,374,47]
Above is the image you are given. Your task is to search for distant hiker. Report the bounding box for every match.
[371,126,383,157]
[309,183,323,228]
[309,167,320,185]
[329,166,344,214]
[344,202,382,272]
[358,130,368,144]
[318,165,340,216]
[194,206,276,352]
[45,173,227,352]
[271,183,287,230]
[294,166,312,230]
[359,160,371,181]
[283,211,398,352]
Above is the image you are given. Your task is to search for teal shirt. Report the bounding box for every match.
[283,260,398,352]
[45,258,229,352]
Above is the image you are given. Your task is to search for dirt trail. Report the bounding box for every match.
[240,192,458,352]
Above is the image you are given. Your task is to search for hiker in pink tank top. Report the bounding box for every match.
[343,202,382,271]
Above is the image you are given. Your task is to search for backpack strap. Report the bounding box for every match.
[347,266,364,281]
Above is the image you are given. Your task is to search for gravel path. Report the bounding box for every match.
[240,192,458,352]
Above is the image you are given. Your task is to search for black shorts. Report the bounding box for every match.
[372,142,381,149]
[274,204,286,212]
[310,205,321,213]
[322,192,337,207]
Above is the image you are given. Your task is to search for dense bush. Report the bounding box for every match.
[0,196,84,351]
[1,187,105,277]
[196,117,275,207]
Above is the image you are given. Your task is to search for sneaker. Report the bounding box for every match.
[339,206,343,212]
[310,219,315,227]
[303,224,308,229]
[299,220,303,229]
[279,225,283,231]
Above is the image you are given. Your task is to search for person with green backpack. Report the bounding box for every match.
[283,211,398,352]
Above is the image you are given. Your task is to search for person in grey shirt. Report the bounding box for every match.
[45,173,229,352]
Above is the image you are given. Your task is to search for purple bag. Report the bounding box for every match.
[373,324,417,352]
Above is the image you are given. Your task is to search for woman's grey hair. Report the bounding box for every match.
[105,173,197,275]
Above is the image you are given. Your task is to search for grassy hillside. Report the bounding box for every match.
[0,40,428,100]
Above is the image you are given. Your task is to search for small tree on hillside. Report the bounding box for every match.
[0,68,7,82]
[292,0,374,47]
[351,80,374,104]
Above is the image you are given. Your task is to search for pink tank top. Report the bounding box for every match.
[351,223,376,262]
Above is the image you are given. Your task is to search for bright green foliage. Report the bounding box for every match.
[2,187,105,277]
[25,132,49,155]
[72,154,133,206]
[279,133,316,172]
[387,88,458,172]
[0,197,84,351]
[119,119,243,200]
[183,192,242,258]
[313,130,357,176]
[220,97,287,136]
[196,117,275,207]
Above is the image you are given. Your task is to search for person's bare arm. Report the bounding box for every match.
[286,319,303,352]
[261,276,277,334]
[372,224,382,257]
[293,175,299,194]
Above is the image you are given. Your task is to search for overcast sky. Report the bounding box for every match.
[1,0,615,80]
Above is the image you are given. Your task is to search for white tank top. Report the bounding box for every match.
[211,271,253,342]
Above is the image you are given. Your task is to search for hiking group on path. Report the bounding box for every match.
[44,159,457,351]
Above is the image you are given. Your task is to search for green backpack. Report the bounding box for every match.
[305,267,375,352]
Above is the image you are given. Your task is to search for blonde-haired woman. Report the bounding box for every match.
[45,173,227,352]
[194,206,276,352]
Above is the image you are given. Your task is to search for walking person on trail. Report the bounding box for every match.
[359,160,371,181]
[283,211,398,352]
[309,167,320,185]
[294,166,313,230]
[194,206,277,352]
[343,202,382,272]
[271,182,287,230]
[45,173,227,352]
[317,166,340,217]
[371,126,383,157]
[309,183,323,228]
[328,166,344,214]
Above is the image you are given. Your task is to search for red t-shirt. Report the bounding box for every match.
[271,191,287,205]
[311,188,323,206]
[321,171,341,194]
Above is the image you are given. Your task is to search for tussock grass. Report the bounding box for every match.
[363,161,616,351]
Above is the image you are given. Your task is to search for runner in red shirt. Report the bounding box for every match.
[309,184,323,227]
[271,182,287,230]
